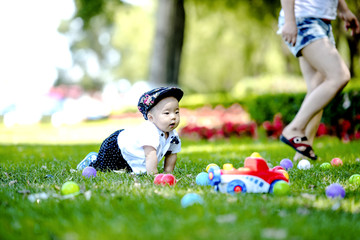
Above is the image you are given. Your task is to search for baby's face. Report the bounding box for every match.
[148,97,180,134]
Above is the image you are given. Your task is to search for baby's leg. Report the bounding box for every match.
[77,152,98,170]
[91,130,132,172]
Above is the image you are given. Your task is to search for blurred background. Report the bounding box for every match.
[1,0,359,143]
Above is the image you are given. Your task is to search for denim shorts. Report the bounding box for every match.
[278,16,335,57]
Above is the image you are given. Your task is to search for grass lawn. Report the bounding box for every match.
[1,135,360,240]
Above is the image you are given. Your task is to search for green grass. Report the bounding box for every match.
[1,137,360,240]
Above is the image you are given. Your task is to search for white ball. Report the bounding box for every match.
[297,159,311,170]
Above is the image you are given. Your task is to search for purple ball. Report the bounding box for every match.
[82,166,97,178]
[326,183,345,199]
[280,158,293,170]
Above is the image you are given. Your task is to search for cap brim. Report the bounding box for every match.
[153,88,183,106]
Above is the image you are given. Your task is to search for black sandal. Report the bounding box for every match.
[280,135,317,160]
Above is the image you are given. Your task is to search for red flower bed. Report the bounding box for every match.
[316,115,360,142]
[262,113,284,139]
[180,105,360,142]
[180,104,257,140]
[261,113,360,142]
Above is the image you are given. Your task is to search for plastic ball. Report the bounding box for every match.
[153,174,164,185]
[326,183,345,199]
[297,159,311,170]
[273,181,290,196]
[82,166,97,178]
[349,174,360,185]
[161,174,177,186]
[280,158,293,170]
[250,152,262,158]
[61,181,80,195]
[206,163,219,172]
[223,163,234,170]
[320,162,332,169]
[331,158,343,167]
[181,193,204,208]
[195,172,210,186]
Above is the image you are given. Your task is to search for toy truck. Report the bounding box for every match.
[208,157,289,194]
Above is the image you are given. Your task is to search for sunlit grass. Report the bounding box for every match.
[1,119,360,239]
[0,118,142,145]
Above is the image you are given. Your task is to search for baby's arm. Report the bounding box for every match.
[164,153,177,173]
[143,145,158,175]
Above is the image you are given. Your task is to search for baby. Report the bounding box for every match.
[77,87,183,175]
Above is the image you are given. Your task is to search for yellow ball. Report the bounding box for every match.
[61,181,80,195]
[250,152,262,158]
[223,163,234,170]
[206,163,219,172]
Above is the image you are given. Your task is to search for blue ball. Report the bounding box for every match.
[181,193,204,208]
[196,172,210,186]
[326,183,345,199]
[280,158,293,170]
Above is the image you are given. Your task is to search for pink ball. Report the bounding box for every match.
[82,166,97,178]
[153,174,164,185]
[161,174,177,186]
[331,158,343,167]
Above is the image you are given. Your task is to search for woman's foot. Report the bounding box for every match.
[294,151,306,161]
[280,128,317,160]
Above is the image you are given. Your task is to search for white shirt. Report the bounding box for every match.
[280,0,338,20]
[117,121,181,174]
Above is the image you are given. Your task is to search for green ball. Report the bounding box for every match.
[61,181,80,195]
[320,162,332,169]
[273,181,290,196]
[349,174,360,185]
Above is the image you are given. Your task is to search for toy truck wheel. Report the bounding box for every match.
[208,166,221,186]
[227,180,247,194]
[269,180,286,193]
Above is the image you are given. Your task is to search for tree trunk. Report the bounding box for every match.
[149,0,185,86]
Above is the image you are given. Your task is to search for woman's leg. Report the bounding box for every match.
[293,58,325,161]
[282,38,350,156]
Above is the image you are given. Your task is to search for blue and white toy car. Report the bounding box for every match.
[208,157,289,194]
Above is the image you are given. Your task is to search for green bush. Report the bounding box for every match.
[180,79,360,127]
[243,93,305,124]
[322,89,360,125]
[243,89,360,125]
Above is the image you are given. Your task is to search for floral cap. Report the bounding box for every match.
[138,87,183,120]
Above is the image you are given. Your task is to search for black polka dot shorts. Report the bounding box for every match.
[90,130,133,172]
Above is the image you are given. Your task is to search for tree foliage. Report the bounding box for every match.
[180,1,292,93]
[62,0,359,93]
[74,0,121,29]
